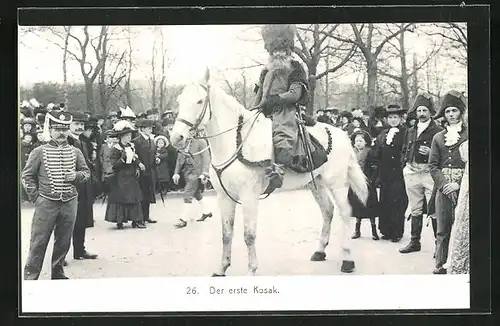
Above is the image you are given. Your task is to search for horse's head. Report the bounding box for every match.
[170,67,212,149]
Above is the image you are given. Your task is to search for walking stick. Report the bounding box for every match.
[296,109,318,190]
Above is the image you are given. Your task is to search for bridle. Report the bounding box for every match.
[174,83,265,204]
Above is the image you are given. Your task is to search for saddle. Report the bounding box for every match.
[238,111,332,174]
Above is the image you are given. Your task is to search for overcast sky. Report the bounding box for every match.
[18,24,467,91]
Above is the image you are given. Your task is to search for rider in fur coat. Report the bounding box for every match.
[253,24,317,192]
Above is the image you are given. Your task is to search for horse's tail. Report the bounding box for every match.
[347,146,369,205]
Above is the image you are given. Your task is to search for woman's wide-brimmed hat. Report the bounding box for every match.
[383,104,407,116]
[350,129,372,147]
[112,120,136,136]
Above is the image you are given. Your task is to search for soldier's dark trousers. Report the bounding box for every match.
[435,191,455,269]
[24,197,77,280]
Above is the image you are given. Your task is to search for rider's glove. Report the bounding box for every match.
[260,95,283,115]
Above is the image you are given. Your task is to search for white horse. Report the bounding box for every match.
[170,68,368,276]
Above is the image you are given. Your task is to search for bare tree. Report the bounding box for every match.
[377,24,442,109]
[149,29,158,111]
[124,27,133,108]
[158,28,171,113]
[62,26,71,107]
[325,23,413,109]
[295,24,357,115]
[426,23,467,67]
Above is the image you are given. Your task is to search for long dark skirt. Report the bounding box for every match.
[378,179,409,239]
[105,203,143,223]
[348,185,379,218]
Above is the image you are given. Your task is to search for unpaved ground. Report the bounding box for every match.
[20,189,436,279]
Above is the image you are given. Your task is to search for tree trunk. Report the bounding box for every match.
[324,56,329,108]
[85,79,95,112]
[366,58,378,108]
[62,26,71,107]
[411,52,419,99]
[399,29,410,109]
[125,29,133,108]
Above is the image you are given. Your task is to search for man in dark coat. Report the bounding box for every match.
[67,111,98,261]
[252,24,314,192]
[399,93,443,254]
[22,110,90,279]
[429,90,468,274]
[133,118,158,225]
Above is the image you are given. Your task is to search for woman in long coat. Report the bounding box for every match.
[104,121,144,229]
[349,130,380,240]
[371,105,409,242]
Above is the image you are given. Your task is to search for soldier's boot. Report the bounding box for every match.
[399,215,423,253]
[351,218,361,239]
[370,217,380,240]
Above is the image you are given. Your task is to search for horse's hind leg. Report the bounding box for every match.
[309,178,334,262]
[329,185,356,273]
[213,195,236,277]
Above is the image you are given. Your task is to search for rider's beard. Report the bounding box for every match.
[266,51,292,72]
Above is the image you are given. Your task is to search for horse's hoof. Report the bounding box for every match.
[341,260,355,273]
[310,251,326,261]
[212,273,225,277]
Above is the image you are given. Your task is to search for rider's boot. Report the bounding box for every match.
[265,163,285,190]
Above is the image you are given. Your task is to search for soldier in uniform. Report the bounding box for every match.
[429,90,468,274]
[172,129,212,229]
[22,110,90,280]
[399,93,443,254]
[252,24,313,191]
[67,112,98,261]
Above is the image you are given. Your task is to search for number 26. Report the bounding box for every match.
[187,287,197,295]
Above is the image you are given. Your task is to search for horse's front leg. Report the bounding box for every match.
[309,179,334,261]
[242,194,259,276]
[213,194,236,277]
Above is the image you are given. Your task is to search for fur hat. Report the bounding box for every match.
[41,110,73,141]
[384,104,407,116]
[433,90,467,119]
[261,24,296,54]
[409,92,435,115]
[350,129,372,147]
